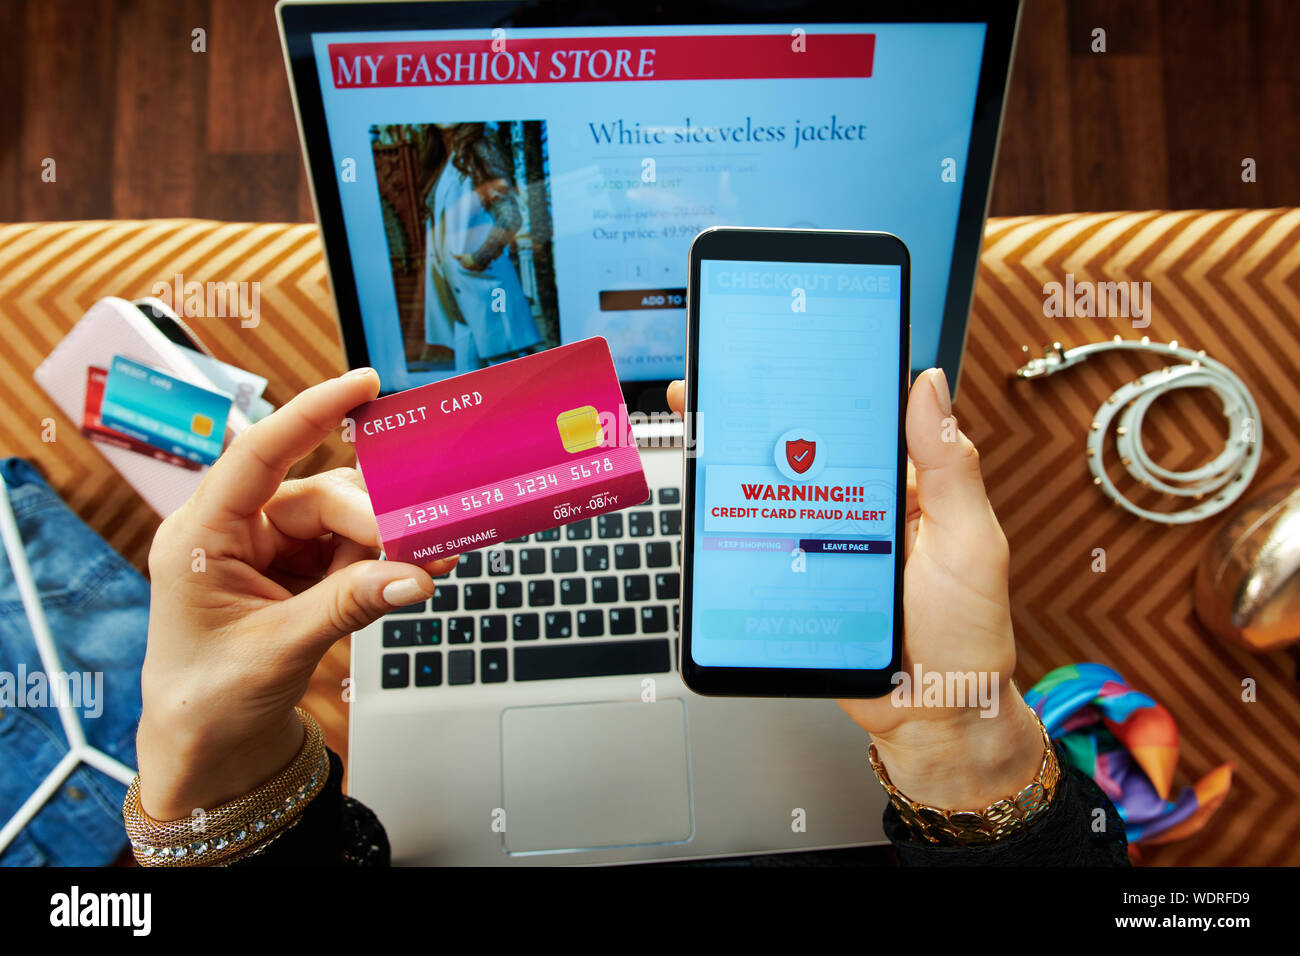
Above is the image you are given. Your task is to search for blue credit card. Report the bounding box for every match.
[100,355,232,465]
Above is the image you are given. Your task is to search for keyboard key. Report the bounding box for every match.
[463,583,491,610]
[545,611,572,639]
[591,576,618,603]
[447,617,474,644]
[658,487,681,504]
[513,638,671,681]
[387,600,426,615]
[481,648,507,683]
[513,613,540,641]
[535,527,560,541]
[583,545,610,572]
[550,546,578,573]
[673,605,680,632]
[519,548,546,575]
[381,653,409,688]
[507,536,529,544]
[495,581,523,608]
[565,519,592,540]
[448,650,475,685]
[646,542,673,567]
[609,608,637,635]
[414,619,441,645]
[597,513,623,538]
[432,585,458,611]
[655,573,679,600]
[386,619,439,646]
[641,606,669,633]
[613,544,640,570]
[414,651,442,687]
[383,620,416,647]
[577,609,604,637]
[623,574,651,602]
[528,580,555,607]
[455,553,482,578]
[560,578,587,605]
[659,510,681,536]
[629,511,655,537]
[487,549,514,576]
[481,615,508,643]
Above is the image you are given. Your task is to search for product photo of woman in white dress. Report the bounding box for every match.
[421,122,542,371]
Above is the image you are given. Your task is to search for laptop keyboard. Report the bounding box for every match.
[377,487,681,688]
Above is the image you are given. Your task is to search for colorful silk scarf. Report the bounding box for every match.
[1025,663,1234,859]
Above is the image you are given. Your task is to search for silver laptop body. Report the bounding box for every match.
[348,425,887,865]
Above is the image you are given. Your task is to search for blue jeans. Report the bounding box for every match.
[0,458,148,866]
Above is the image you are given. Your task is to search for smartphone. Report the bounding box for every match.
[679,227,909,698]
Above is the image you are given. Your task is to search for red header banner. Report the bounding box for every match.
[328,34,875,87]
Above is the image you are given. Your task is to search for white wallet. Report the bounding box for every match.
[34,296,251,517]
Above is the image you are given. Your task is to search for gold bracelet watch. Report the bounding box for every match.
[868,706,1062,846]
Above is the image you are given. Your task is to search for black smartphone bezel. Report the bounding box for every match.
[277,0,1020,405]
[679,227,909,699]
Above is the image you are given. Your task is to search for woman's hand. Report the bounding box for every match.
[454,252,490,272]
[136,369,456,821]
[666,371,1042,810]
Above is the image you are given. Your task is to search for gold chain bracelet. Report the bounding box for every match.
[123,707,329,867]
[868,706,1061,846]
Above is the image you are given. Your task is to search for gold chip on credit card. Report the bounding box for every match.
[556,405,602,452]
[190,413,214,437]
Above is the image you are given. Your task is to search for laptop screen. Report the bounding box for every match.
[306,23,988,391]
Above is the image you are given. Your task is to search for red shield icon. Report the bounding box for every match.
[785,439,816,474]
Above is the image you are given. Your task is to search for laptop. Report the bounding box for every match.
[278,0,1020,864]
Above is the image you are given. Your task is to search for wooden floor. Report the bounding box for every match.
[1,0,1298,221]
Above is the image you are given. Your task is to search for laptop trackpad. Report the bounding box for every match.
[500,699,693,854]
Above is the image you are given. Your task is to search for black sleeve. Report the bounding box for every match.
[229,749,390,868]
[883,748,1130,866]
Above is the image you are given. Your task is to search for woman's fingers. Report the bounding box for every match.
[263,468,381,549]
[902,459,921,558]
[194,369,380,525]
[904,368,994,536]
[905,458,919,517]
[666,380,685,415]
[326,535,381,577]
[274,559,439,650]
[263,468,456,583]
[420,555,460,578]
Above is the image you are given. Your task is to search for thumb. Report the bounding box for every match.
[905,368,996,537]
[275,560,436,649]
[666,380,685,415]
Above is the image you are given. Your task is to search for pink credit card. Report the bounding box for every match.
[350,337,649,565]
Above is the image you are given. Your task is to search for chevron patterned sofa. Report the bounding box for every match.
[3,211,1298,864]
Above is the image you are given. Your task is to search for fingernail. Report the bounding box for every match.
[346,366,377,379]
[930,368,953,417]
[382,578,427,607]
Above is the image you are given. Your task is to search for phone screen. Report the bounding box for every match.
[688,257,904,674]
